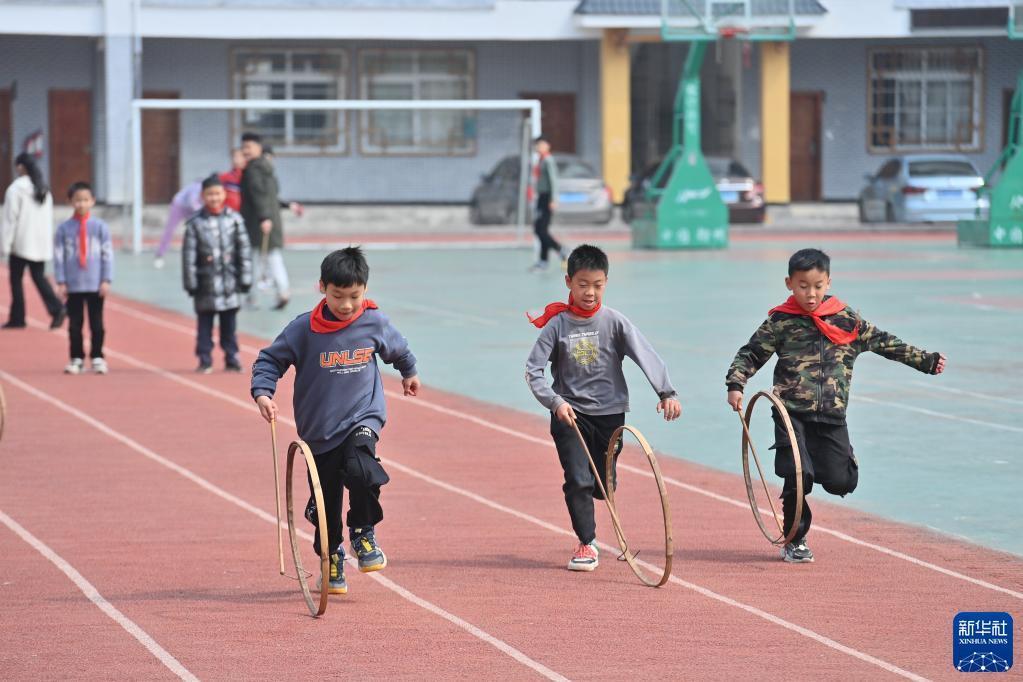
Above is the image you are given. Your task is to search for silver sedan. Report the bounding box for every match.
[859,154,988,223]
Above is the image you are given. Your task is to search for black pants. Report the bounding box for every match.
[67,292,105,360]
[550,411,625,544]
[7,254,62,325]
[533,193,562,264]
[772,410,858,543]
[310,426,389,556]
[195,308,238,365]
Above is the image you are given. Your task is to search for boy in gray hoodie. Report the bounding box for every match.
[252,247,420,595]
[525,244,681,571]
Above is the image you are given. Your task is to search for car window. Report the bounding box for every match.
[908,160,979,177]
[497,158,519,180]
[556,159,597,179]
[878,160,901,179]
[706,158,751,178]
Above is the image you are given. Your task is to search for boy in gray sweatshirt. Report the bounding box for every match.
[525,244,681,571]
[252,247,420,595]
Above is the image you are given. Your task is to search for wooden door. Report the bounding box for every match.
[520,92,576,153]
[790,91,822,201]
[143,91,180,203]
[49,90,92,203]
[0,90,11,193]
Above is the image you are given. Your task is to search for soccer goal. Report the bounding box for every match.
[129,98,542,254]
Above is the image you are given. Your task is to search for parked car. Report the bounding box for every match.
[858,154,988,223]
[469,154,614,225]
[621,156,766,224]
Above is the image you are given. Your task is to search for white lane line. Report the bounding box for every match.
[908,380,1023,408]
[856,395,1023,434]
[98,300,1023,599]
[0,370,569,682]
[0,509,198,682]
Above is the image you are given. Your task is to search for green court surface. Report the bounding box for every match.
[116,234,1023,555]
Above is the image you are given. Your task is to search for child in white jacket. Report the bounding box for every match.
[1,153,64,329]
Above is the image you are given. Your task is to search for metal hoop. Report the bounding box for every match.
[285,440,330,617]
[572,421,673,587]
[604,425,673,587]
[739,391,803,546]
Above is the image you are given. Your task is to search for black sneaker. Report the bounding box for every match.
[224,358,243,373]
[272,297,290,311]
[50,308,66,329]
[1,321,26,329]
[195,362,213,374]
[350,527,387,573]
[320,549,348,595]
[781,538,814,563]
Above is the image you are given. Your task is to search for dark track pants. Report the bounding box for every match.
[66,292,105,359]
[195,308,239,365]
[7,254,62,325]
[533,192,562,264]
[772,410,858,543]
[550,411,625,544]
[310,426,389,556]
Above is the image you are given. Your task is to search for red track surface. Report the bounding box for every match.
[1,290,1020,680]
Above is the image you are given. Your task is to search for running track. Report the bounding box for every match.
[1,289,1020,680]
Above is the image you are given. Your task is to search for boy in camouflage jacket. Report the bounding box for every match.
[726,248,946,563]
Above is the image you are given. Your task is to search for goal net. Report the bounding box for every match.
[129,99,540,254]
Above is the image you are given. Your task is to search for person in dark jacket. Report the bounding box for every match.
[240,132,290,310]
[183,175,253,373]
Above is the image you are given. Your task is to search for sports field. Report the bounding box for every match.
[1,229,1021,679]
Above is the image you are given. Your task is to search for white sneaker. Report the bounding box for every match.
[567,540,599,572]
[91,358,109,375]
[153,257,165,269]
[64,358,84,375]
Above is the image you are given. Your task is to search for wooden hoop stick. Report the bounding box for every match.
[259,231,272,287]
[571,421,673,587]
[739,391,803,546]
[269,420,285,575]
[285,440,330,617]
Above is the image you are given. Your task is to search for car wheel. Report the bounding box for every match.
[469,202,485,225]
[885,202,896,223]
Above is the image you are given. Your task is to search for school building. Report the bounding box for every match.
[0,0,1020,206]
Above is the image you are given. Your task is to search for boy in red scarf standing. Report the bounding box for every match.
[53,182,113,375]
[251,247,420,595]
[726,248,946,563]
[526,244,681,571]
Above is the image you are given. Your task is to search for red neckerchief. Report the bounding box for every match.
[769,295,859,345]
[77,213,89,268]
[310,298,378,334]
[527,295,601,328]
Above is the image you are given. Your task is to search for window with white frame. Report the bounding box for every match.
[359,49,476,155]
[233,49,348,153]
[868,47,983,152]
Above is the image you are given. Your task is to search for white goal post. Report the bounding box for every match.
[130,98,543,254]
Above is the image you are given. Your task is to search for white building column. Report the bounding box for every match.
[101,0,136,205]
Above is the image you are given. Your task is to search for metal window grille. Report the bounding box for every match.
[232,49,349,153]
[868,46,983,152]
[358,49,476,155]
